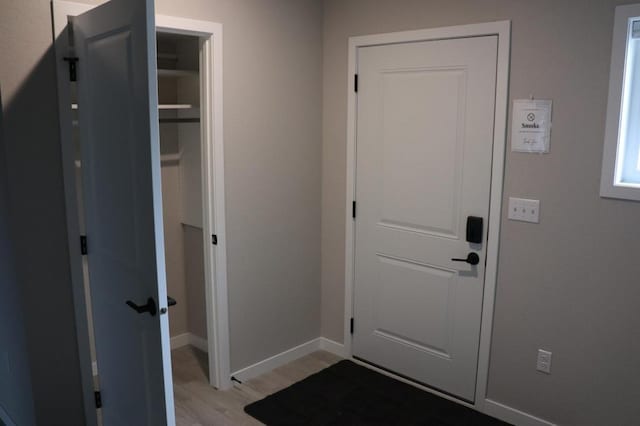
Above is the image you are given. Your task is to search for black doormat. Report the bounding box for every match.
[244,360,510,426]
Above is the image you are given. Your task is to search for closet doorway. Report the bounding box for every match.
[52,2,229,424]
[157,30,218,373]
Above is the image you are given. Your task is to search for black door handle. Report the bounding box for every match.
[167,296,177,307]
[451,252,480,265]
[126,297,157,316]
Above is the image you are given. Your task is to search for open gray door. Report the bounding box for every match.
[73,0,175,424]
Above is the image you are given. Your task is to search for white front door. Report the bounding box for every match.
[353,35,498,402]
[74,0,175,423]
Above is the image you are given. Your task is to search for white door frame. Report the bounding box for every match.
[344,21,510,412]
[52,3,230,424]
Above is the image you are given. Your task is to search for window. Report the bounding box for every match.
[601,4,640,201]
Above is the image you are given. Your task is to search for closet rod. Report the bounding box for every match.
[159,118,200,124]
[157,53,178,60]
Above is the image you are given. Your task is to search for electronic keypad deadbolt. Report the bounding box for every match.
[466,216,483,244]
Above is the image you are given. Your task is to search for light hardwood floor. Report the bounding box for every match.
[172,346,343,426]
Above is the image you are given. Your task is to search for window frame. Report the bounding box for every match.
[601,3,640,201]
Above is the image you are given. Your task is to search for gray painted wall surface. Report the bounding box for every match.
[161,163,189,337]
[0,0,86,423]
[184,225,208,340]
[160,168,207,341]
[0,90,36,426]
[321,1,640,424]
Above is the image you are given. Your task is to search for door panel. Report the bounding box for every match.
[375,255,455,357]
[380,67,466,237]
[353,36,497,402]
[74,0,175,424]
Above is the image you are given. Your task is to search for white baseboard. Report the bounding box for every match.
[170,332,208,353]
[0,404,16,426]
[232,338,322,382]
[484,399,556,426]
[318,337,348,357]
[188,334,208,353]
[170,332,190,350]
[231,337,348,383]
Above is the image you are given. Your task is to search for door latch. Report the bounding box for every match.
[451,252,480,265]
[125,297,157,316]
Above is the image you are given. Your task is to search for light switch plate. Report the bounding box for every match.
[508,197,540,223]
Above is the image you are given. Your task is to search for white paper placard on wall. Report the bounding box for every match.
[511,99,552,153]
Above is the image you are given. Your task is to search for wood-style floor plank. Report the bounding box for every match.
[172,346,342,426]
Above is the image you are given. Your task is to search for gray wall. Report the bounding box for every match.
[321,0,640,424]
[184,225,208,340]
[161,162,189,337]
[0,0,86,423]
[0,90,36,426]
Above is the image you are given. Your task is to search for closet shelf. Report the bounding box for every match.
[157,68,198,78]
[158,104,196,110]
[161,150,182,165]
[157,53,178,60]
[159,117,200,124]
[159,106,200,124]
[71,104,198,110]
[73,118,199,125]
[71,112,199,125]
[74,151,182,169]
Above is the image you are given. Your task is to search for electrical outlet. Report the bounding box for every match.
[536,349,552,374]
[508,197,540,223]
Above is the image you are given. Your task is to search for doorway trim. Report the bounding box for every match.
[155,13,231,393]
[344,21,511,413]
[52,4,231,424]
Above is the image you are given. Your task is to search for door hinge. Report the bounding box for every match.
[211,234,218,245]
[350,317,354,334]
[63,57,79,82]
[352,201,357,219]
[80,235,88,255]
[94,390,102,409]
[354,74,358,93]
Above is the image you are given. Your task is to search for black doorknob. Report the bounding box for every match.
[125,297,157,316]
[451,252,480,265]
